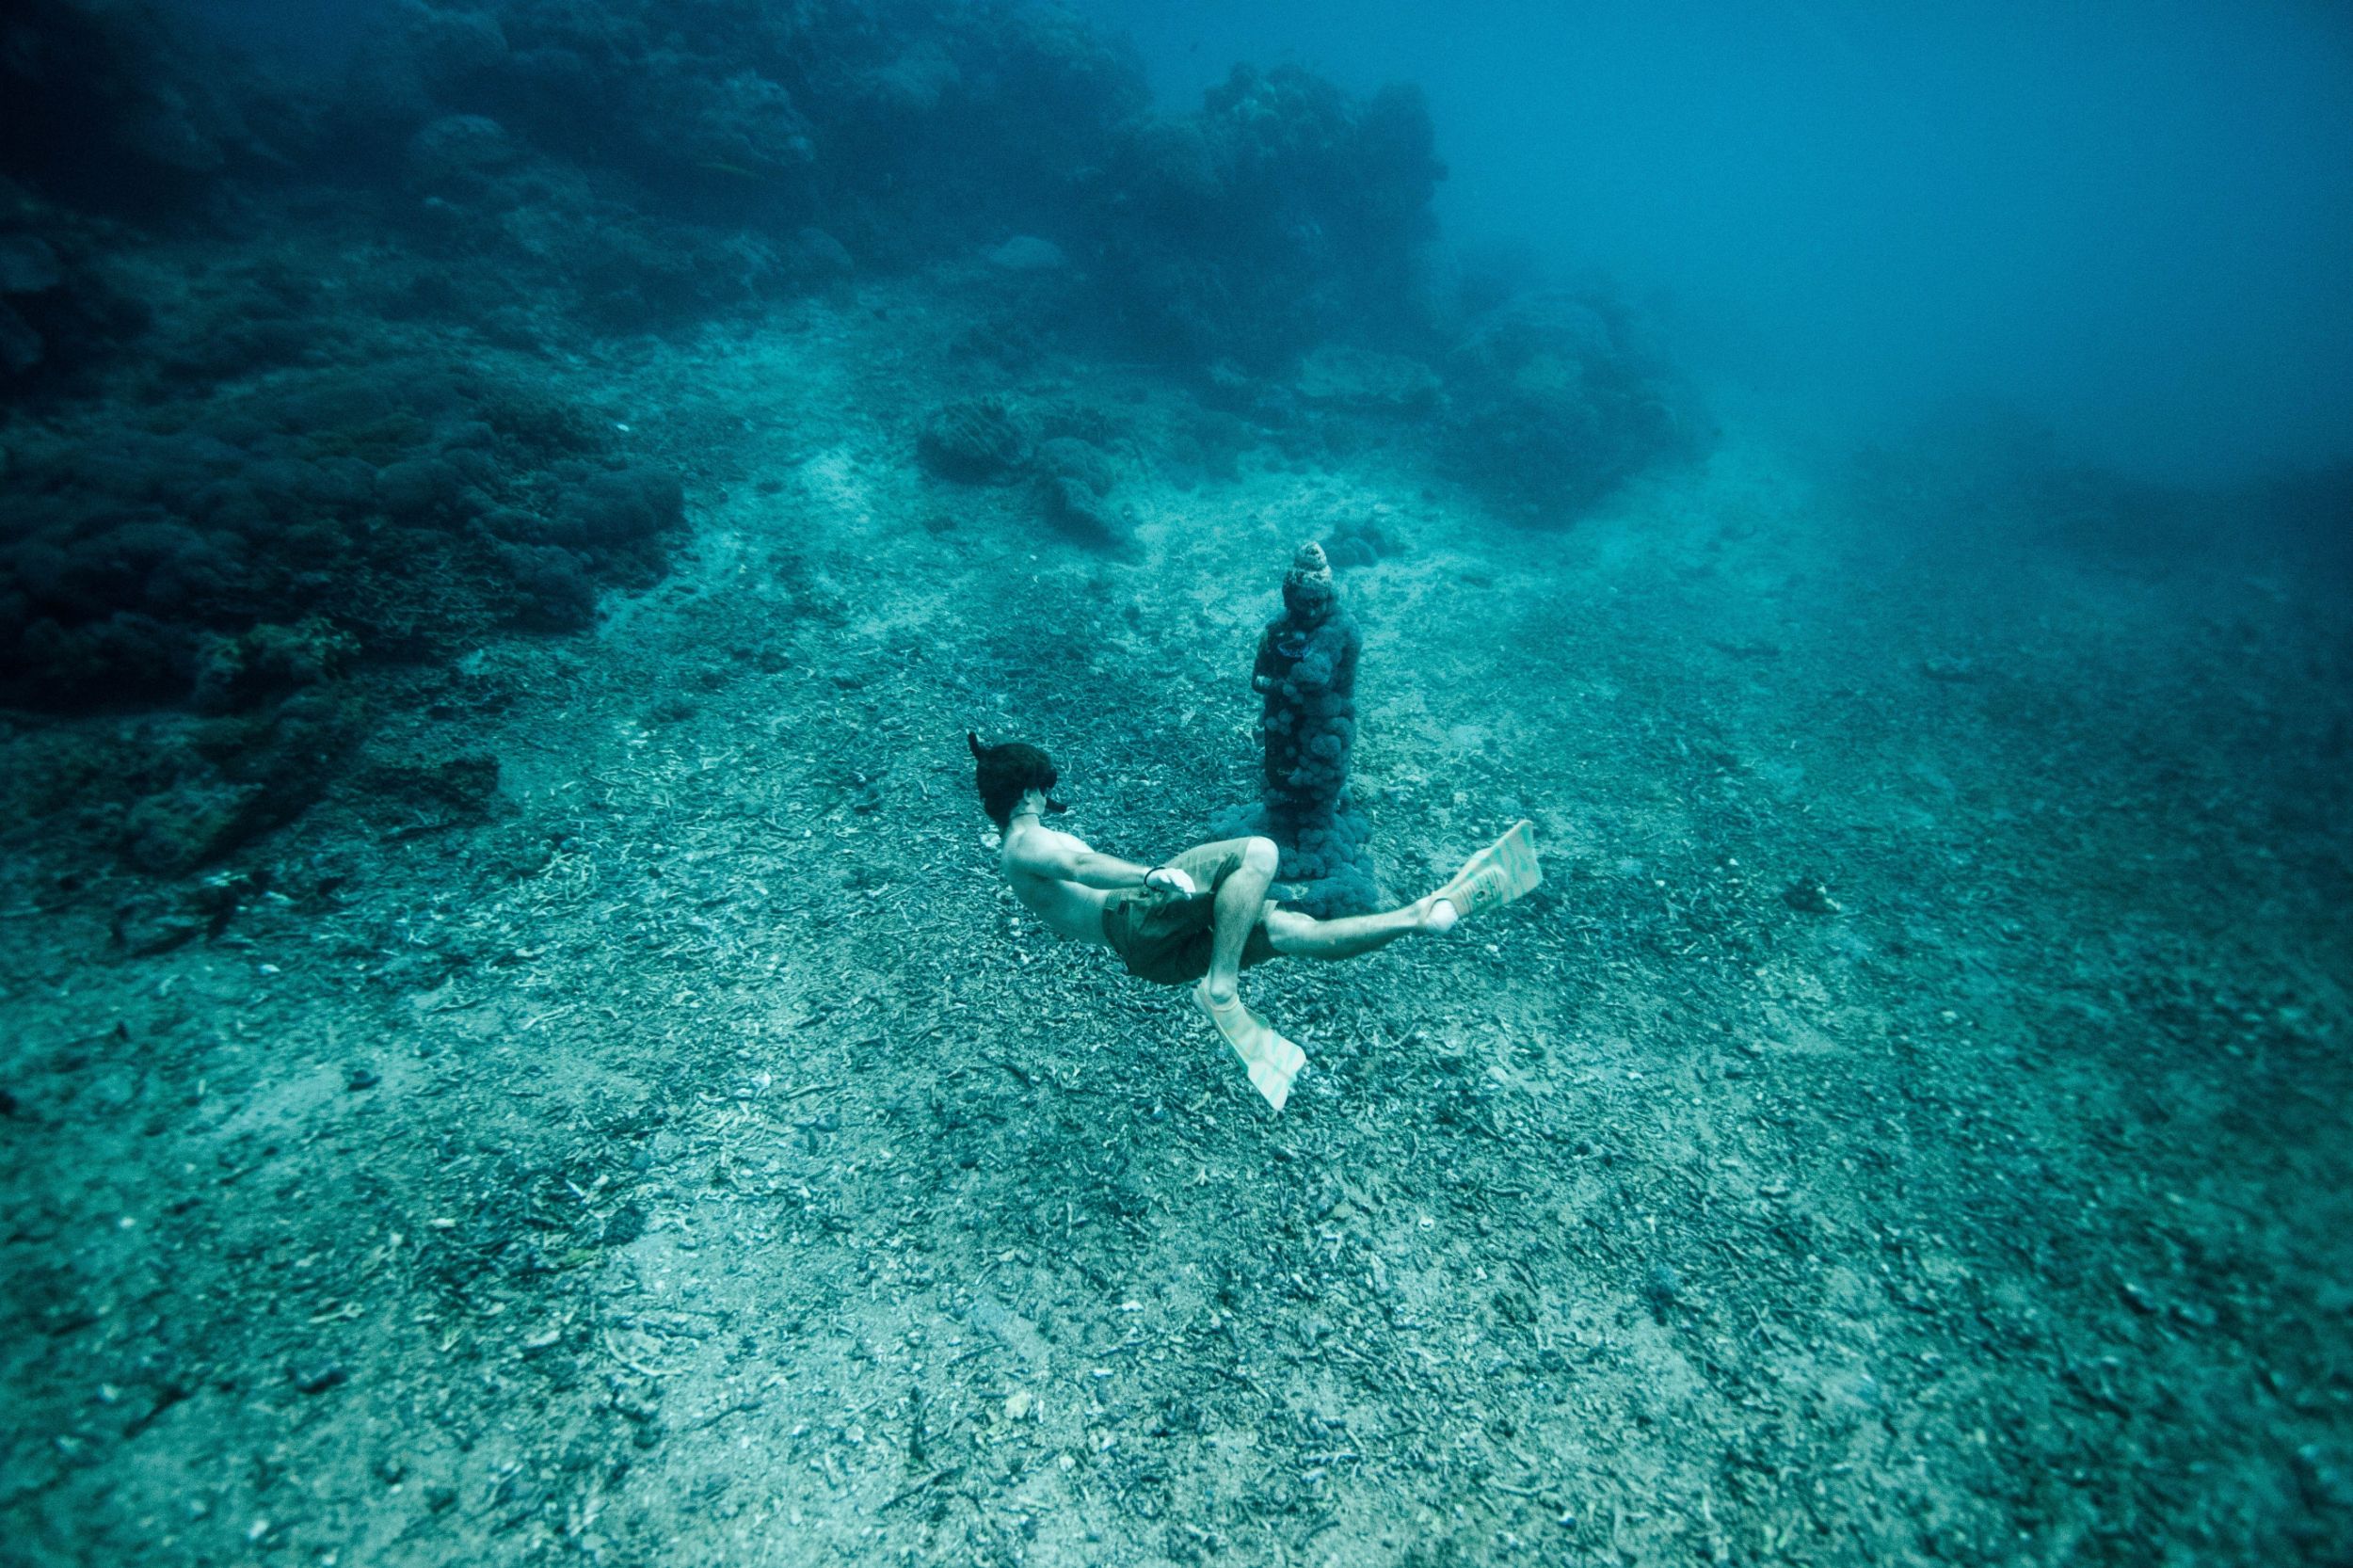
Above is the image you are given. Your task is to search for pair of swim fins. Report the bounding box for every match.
[1203,820,1544,1113]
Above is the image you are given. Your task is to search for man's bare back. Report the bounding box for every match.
[998,815,1126,944]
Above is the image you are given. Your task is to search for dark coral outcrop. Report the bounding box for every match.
[0,360,680,711]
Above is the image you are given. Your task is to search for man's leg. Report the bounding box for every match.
[1190,837,1305,1112]
[1265,822,1543,965]
[1201,837,1280,1005]
[1263,894,1448,963]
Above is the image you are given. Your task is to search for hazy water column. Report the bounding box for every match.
[1076,0,2353,484]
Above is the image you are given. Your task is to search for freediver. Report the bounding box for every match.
[968,732,1541,1112]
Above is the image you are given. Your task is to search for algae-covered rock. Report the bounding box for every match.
[1039,475,1119,545]
[1296,343,1439,411]
[1034,436,1115,497]
[1321,510,1405,569]
[1440,291,1696,521]
[191,617,359,712]
[120,780,263,875]
[917,397,1032,485]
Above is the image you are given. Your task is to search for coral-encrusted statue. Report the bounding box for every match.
[1221,542,1379,916]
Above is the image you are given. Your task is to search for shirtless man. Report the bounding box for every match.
[969,733,1540,1112]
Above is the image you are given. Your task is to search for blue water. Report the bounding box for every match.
[2,4,2348,1565]
[1080,0,2353,484]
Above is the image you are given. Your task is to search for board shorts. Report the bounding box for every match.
[1099,839,1280,986]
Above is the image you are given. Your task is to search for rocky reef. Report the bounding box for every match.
[0,361,673,709]
[0,0,1698,882]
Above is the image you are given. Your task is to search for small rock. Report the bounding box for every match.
[344,1064,380,1092]
[601,1204,648,1247]
[1643,1263,1682,1319]
[292,1363,348,1395]
[987,235,1065,272]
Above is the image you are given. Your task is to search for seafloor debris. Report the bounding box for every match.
[1781,875,1841,915]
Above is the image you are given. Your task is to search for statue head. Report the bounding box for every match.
[1280,540,1337,625]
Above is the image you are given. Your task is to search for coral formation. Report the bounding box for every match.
[1439,290,1696,521]
[1321,508,1408,570]
[1032,435,1123,544]
[1216,541,1379,917]
[916,400,1131,544]
[0,360,676,710]
[1087,66,1445,368]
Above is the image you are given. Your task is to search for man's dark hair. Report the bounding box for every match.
[968,732,1065,827]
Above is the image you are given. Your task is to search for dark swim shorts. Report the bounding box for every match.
[1099,838,1280,986]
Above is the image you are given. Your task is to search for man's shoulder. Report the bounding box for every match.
[1009,822,1090,854]
[1000,823,1071,872]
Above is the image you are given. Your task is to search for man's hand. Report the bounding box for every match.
[1143,865,1197,899]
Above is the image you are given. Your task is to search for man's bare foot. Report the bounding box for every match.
[1401,891,1460,935]
[1194,980,1306,1112]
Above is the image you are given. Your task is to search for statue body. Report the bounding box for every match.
[1220,542,1378,917]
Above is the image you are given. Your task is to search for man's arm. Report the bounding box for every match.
[1061,850,1156,890]
[1007,836,1192,894]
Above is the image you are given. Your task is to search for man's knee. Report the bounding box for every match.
[1261,907,1312,953]
[1242,836,1280,875]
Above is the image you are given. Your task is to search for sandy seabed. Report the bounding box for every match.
[4,273,2350,1568]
